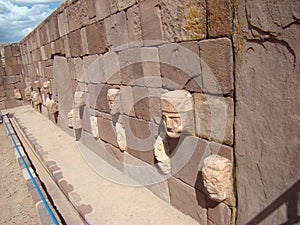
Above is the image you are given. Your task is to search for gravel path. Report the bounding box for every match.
[0,122,41,225]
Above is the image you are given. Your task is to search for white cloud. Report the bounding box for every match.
[11,0,63,5]
[0,0,64,43]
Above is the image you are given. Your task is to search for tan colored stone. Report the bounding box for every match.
[13,89,22,100]
[94,0,110,20]
[207,0,233,37]
[161,90,194,138]
[107,88,121,115]
[202,155,235,206]
[90,116,99,138]
[118,0,136,11]
[161,0,206,41]
[199,38,234,95]
[105,11,129,50]
[139,0,164,41]
[116,122,127,152]
[193,94,233,146]
[74,91,86,108]
[168,177,207,224]
[72,107,81,129]
[47,100,59,114]
[33,80,41,90]
[67,109,73,128]
[126,5,142,44]
[31,91,42,105]
[43,81,52,95]
[154,135,171,174]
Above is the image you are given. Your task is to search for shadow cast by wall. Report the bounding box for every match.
[246,180,300,225]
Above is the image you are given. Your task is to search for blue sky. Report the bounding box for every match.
[0,0,64,44]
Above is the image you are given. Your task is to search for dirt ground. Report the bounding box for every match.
[0,122,41,225]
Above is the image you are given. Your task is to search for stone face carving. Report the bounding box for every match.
[67,109,74,128]
[107,88,121,115]
[25,86,32,101]
[31,91,42,105]
[14,89,22,100]
[34,80,41,90]
[43,81,52,95]
[154,135,171,174]
[161,90,194,138]
[116,121,127,151]
[47,100,59,114]
[202,154,235,206]
[74,91,86,108]
[90,116,99,138]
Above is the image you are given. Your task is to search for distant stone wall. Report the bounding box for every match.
[0,43,26,109]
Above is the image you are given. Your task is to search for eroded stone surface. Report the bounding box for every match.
[154,135,171,174]
[193,94,233,146]
[202,155,235,206]
[14,89,22,100]
[116,121,127,152]
[90,116,99,138]
[161,0,206,41]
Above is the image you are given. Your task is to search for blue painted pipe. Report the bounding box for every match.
[0,111,60,225]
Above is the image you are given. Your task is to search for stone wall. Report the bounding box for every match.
[18,0,236,224]
[10,0,300,224]
[234,0,300,224]
[0,43,26,109]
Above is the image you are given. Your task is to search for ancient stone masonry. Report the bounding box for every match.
[0,44,26,109]
[2,0,299,224]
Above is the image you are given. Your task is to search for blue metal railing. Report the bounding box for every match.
[0,111,60,225]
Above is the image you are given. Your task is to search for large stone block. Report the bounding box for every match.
[105,11,129,50]
[103,51,121,85]
[139,0,163,41]
[57,11,69,37]
[199,38,234,95]
[94,0,110,20]
[193,94,233,146]
[49,15,60,41]
[141,47,161,88]
[53,56,74,136]
[120,86,135,117]
[97,116,118,147]
[207,200,231,225]
[172,136,210,191]
[207,0,233,37]
[168,177,207,225]
[88,83,111,113]
[105,143,124,171]
[109,0,118,14]
[125,116,158,164]
[118,0,136,11]
[67,0,89,32]
[118,47,143,85]
[80,130,106,159]
[159,42,201,90]
[126,5,142,45]
[85,0,96,18]
[68,30,83,57]
[11,45,21,57]
[39,23,50,45]
[132,86,150,121]
[84,56,105,84]
[85,21,108,55]
[161,0,206,42]
[4,45,12,57]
